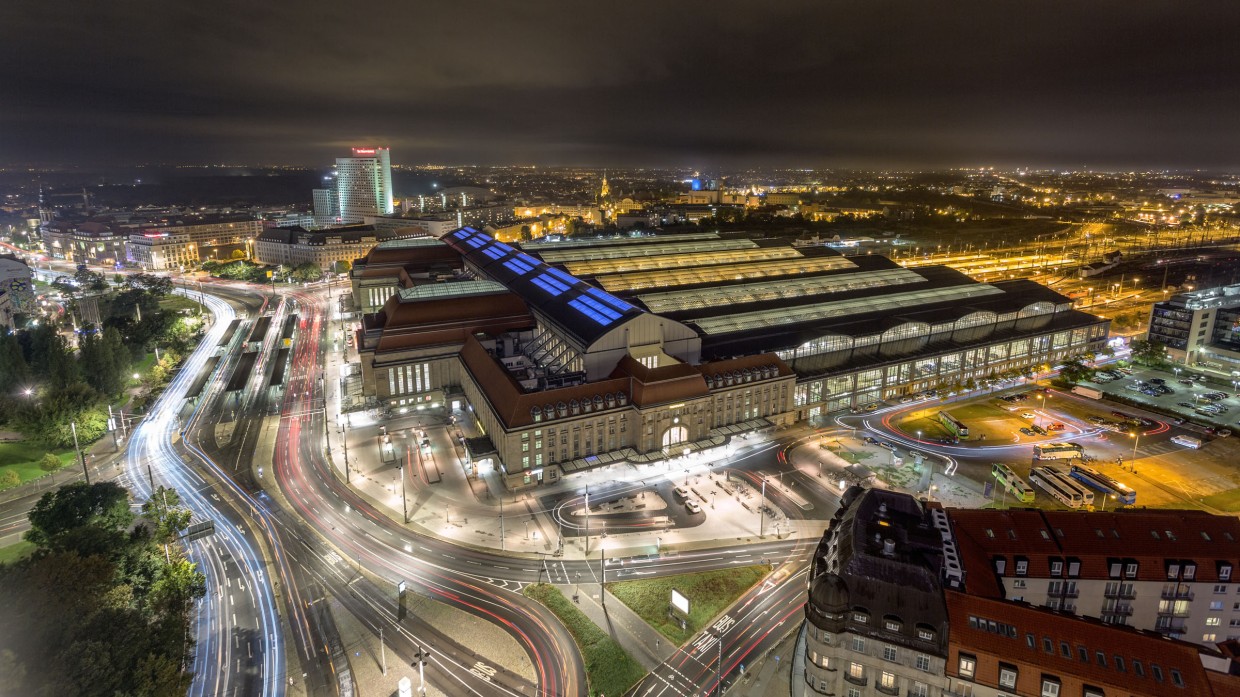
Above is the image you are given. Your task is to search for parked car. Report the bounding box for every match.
[673,486,690,500]
[1149,378,1166,385]
[1048,422,1066,431]
[1020,412,1036,419]
[1031,424,1047,435]
[1019,427,1034,435]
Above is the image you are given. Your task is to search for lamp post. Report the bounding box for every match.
[1129,430,1141,463]
[399,460,408,524]
[758,477,767,538]
[70,420,89,484]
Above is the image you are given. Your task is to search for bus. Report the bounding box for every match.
[1069,464,1136,506]
[1030,466,1095,509]
[991,463,1036,504]
[1033,442,1085,461]
[938,410,969,438]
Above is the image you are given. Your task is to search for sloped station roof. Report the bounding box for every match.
[441,227,646,351]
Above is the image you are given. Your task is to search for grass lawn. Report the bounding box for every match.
[1201,489,1240,512]
[0,441,74,489]
[158,294,203,314]
[523,583,646,697]
[0,540,36,565]
[607,564,771,644]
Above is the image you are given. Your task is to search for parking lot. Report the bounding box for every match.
[1082,365,1236,436]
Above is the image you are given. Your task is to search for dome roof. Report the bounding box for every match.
[809,572,850,612]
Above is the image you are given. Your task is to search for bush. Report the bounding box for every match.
[0,470,19,489]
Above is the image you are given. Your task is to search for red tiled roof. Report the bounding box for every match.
[949,507,1240,584]
[946,590,1235,696]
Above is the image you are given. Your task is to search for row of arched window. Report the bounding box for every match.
[703,364,780,389]
[530,392,629,422]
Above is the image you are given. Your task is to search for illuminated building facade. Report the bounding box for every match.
[336,147,394,224]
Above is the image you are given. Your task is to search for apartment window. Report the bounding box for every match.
[1026,633,1036,649]
[1217,585,1229,594]
[1208,617,1222,626]
[1222,565,1233,581]
[1126,563,1138,578]
[1050,560,1063,576]
[852,636,866,652]
[884,619,901,633]
[820,631,833,644]
[1133,660,1145,677]
[848,661,865,680]
[879,671,897,692]
[1041,677,1061,697]
[1114,656,1126,672]
[1060,642,1071,658]
[853,612,869,624]
[958,654,976,679]
[1015,559,1028,575]
[1077,646,1089,662]
[1185,564,1196,580]
[1042,637,1054,654]
[917,627,935,642]
[1205,633,1218,642]
[1168,563,1180,579]
[1171,669,1185,688]
[915,654,931,672]
[883,645,897,662]
[1095,651,1107,667]
[998,664,1018,688]
[909,683,928,697]
[1013,579,1027,589]
[847,689,861,697]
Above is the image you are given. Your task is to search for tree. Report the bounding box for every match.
[0,470,19,489]
[290,262,323,282]
[25,481,133,549]
[0,330,30,394]
[126,273,173,297]
[333,259,352,274]
[230,249,246,260]
[1058,355,1095,383]
[79,329,123,396]
[1130,338,1169,367]
[520,224,533,241]
[141,487,193,545]
[39,453,61,484]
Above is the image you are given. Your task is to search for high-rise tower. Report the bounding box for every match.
[335,147,394,224]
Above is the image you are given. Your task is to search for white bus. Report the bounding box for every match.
[1030,466,1095,509]
[1033,442,1085,461]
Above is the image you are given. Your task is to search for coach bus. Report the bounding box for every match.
[1033,442,1085,461]
[1069,464,1136,506]
[938,410,969,438]
[991,463,1036,504]
[1030,466,1095,509]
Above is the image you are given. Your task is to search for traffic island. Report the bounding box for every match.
[522,583,646,697]
[606,564,772,643]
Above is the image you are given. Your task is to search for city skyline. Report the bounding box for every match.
[3,1,1239,170]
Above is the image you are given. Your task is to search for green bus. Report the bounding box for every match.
[938,410,969,438]
[991,463,1036,504]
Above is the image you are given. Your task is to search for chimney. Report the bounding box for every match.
[883,539,897,557]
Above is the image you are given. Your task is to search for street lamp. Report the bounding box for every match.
[1129,430,1141,464]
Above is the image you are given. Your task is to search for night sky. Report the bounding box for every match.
[2,1,1237,170]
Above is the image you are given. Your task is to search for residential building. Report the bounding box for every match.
[802,487,953,697]
[1146,284,1240,370]
[949,507,1240,644]
[336,147,394,223]
[126,232,200,271]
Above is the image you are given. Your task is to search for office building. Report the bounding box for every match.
[313,173,340,228]
[0,254,34,315]
[40,221,126,265]
[1147,284,1240,370]
[254,224,422,270]
[138,214,262,260]
[126,232,199,271]
[336,147,394,224]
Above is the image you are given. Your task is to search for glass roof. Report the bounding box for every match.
[691,283,1005,335]
[396,279,507,302]
[564,246,803,276]
[376,236,441,249]
[637,267,927,313]
[524,231,719,250]
[535,238,757,263]
[593,256,858,291]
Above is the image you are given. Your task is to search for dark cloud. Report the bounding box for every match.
[1,0,1237,169]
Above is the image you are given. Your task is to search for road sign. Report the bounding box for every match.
[182,520,216,541]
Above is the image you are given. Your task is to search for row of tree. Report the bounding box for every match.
[0,482,205,695]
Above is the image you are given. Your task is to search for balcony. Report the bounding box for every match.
[843,673,868,687]
[1161,589,1193,601]
[1107,605,1135,616]
[1104,588,1137,600]
[877,682,900,696]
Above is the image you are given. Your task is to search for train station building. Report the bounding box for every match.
[350,229,1110,486]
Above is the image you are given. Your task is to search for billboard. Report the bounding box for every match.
[671,589,690,617]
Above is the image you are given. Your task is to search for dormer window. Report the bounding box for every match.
[1126,562,1138,578]
[1184,563,1196,580]
[1067,560,1080,577]
[1220,564,1232,581]
[995,558,1007,576]
[1168,563,1181,579]
[1016,559,1028,576]
[853,611,870,624]
[1050,560,1063,577]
